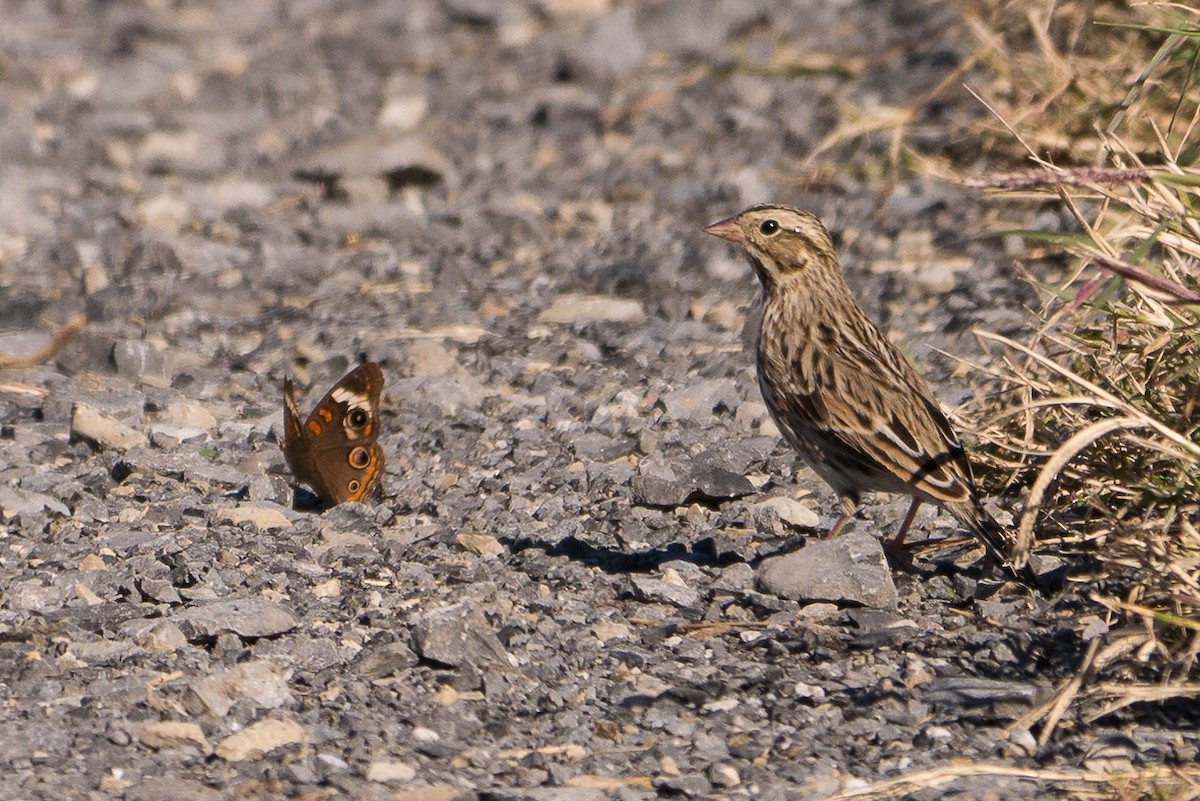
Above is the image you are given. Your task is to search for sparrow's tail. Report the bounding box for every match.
[951,499,1038,585]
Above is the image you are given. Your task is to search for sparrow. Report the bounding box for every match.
[703,204,1029,580]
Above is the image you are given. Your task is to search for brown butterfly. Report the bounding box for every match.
[282,361,385,506]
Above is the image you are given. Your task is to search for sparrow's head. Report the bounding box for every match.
[703,204,839,290]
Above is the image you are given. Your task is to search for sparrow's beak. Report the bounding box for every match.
[702,217,744,244]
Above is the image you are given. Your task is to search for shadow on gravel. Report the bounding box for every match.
[501,533,746,574]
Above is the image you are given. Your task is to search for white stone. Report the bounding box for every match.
[366,761,416,783]
[71,404,146,451]
[537,293,644,324]
[221,505,292,530]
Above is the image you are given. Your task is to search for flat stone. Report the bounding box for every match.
[847,608,920,648]
[456,532,505,556]
[572,431,635,461]
[148,422,208,445]
[756,530,898,609]
[708,763,740,787]
[6,581,68,612]
[711,562,755,593]
[215,717,307,761]
[220,504,293,530]
[390,786,462,801]
[660,378,739,422]
[366,760,417,783]
[70,403,147,451]
[164,400,218,431]
[171,598,298,641]
[537,293,645,324]
[690,466,755,502]
[924,677,1045,710]
[0,486,70,518]
[124,777,222,801]
[631,463,754,508]
[139,721,211,754]
[630,575,703,609]
[655,774,713,796]
[312,578,341,598]
[591,621,632,643]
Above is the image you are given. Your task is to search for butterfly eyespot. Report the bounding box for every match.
[348,408,368,427]
[348,480,361,493]
[759,219,780,235]
[348,447,371,468]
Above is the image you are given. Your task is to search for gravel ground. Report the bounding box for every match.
[1,1,1195,800]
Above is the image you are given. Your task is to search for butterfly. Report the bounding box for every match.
[281,361,384,506]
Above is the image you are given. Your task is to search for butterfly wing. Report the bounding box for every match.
[282,362,385,504]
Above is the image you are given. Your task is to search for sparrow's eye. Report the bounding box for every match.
[759,220,779,235]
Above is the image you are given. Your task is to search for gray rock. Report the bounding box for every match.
[690,466,755,502]
[412,602,511,669]
[756,530,898,609]
[631,463,754,508]
[171,598,298,641]
[846,608,920,648]
[630,473,687,507]
[0,486,70,519]
[353,637,420,679]
[660,379,739,422]
[925,677,1047,710]
[711,562,755,594]
[655,774,713,796]
[629,575,703,609]
[6,581,69,612]
[125,776,223,801]
[441,0,513,25]
[139,577,182,604]
[586,8,647,76]
[572,431,635,461]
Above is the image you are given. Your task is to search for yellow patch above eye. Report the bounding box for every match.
[307,420,323,436]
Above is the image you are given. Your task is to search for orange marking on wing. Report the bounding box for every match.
[307,420,323,436]
[318,408,333,423]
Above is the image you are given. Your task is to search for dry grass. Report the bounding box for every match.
[952,0,1200,164]
[810,763,1200,801]
[942,0,1200,742]
[776,0,1200,766]
[761,0,1200,792]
